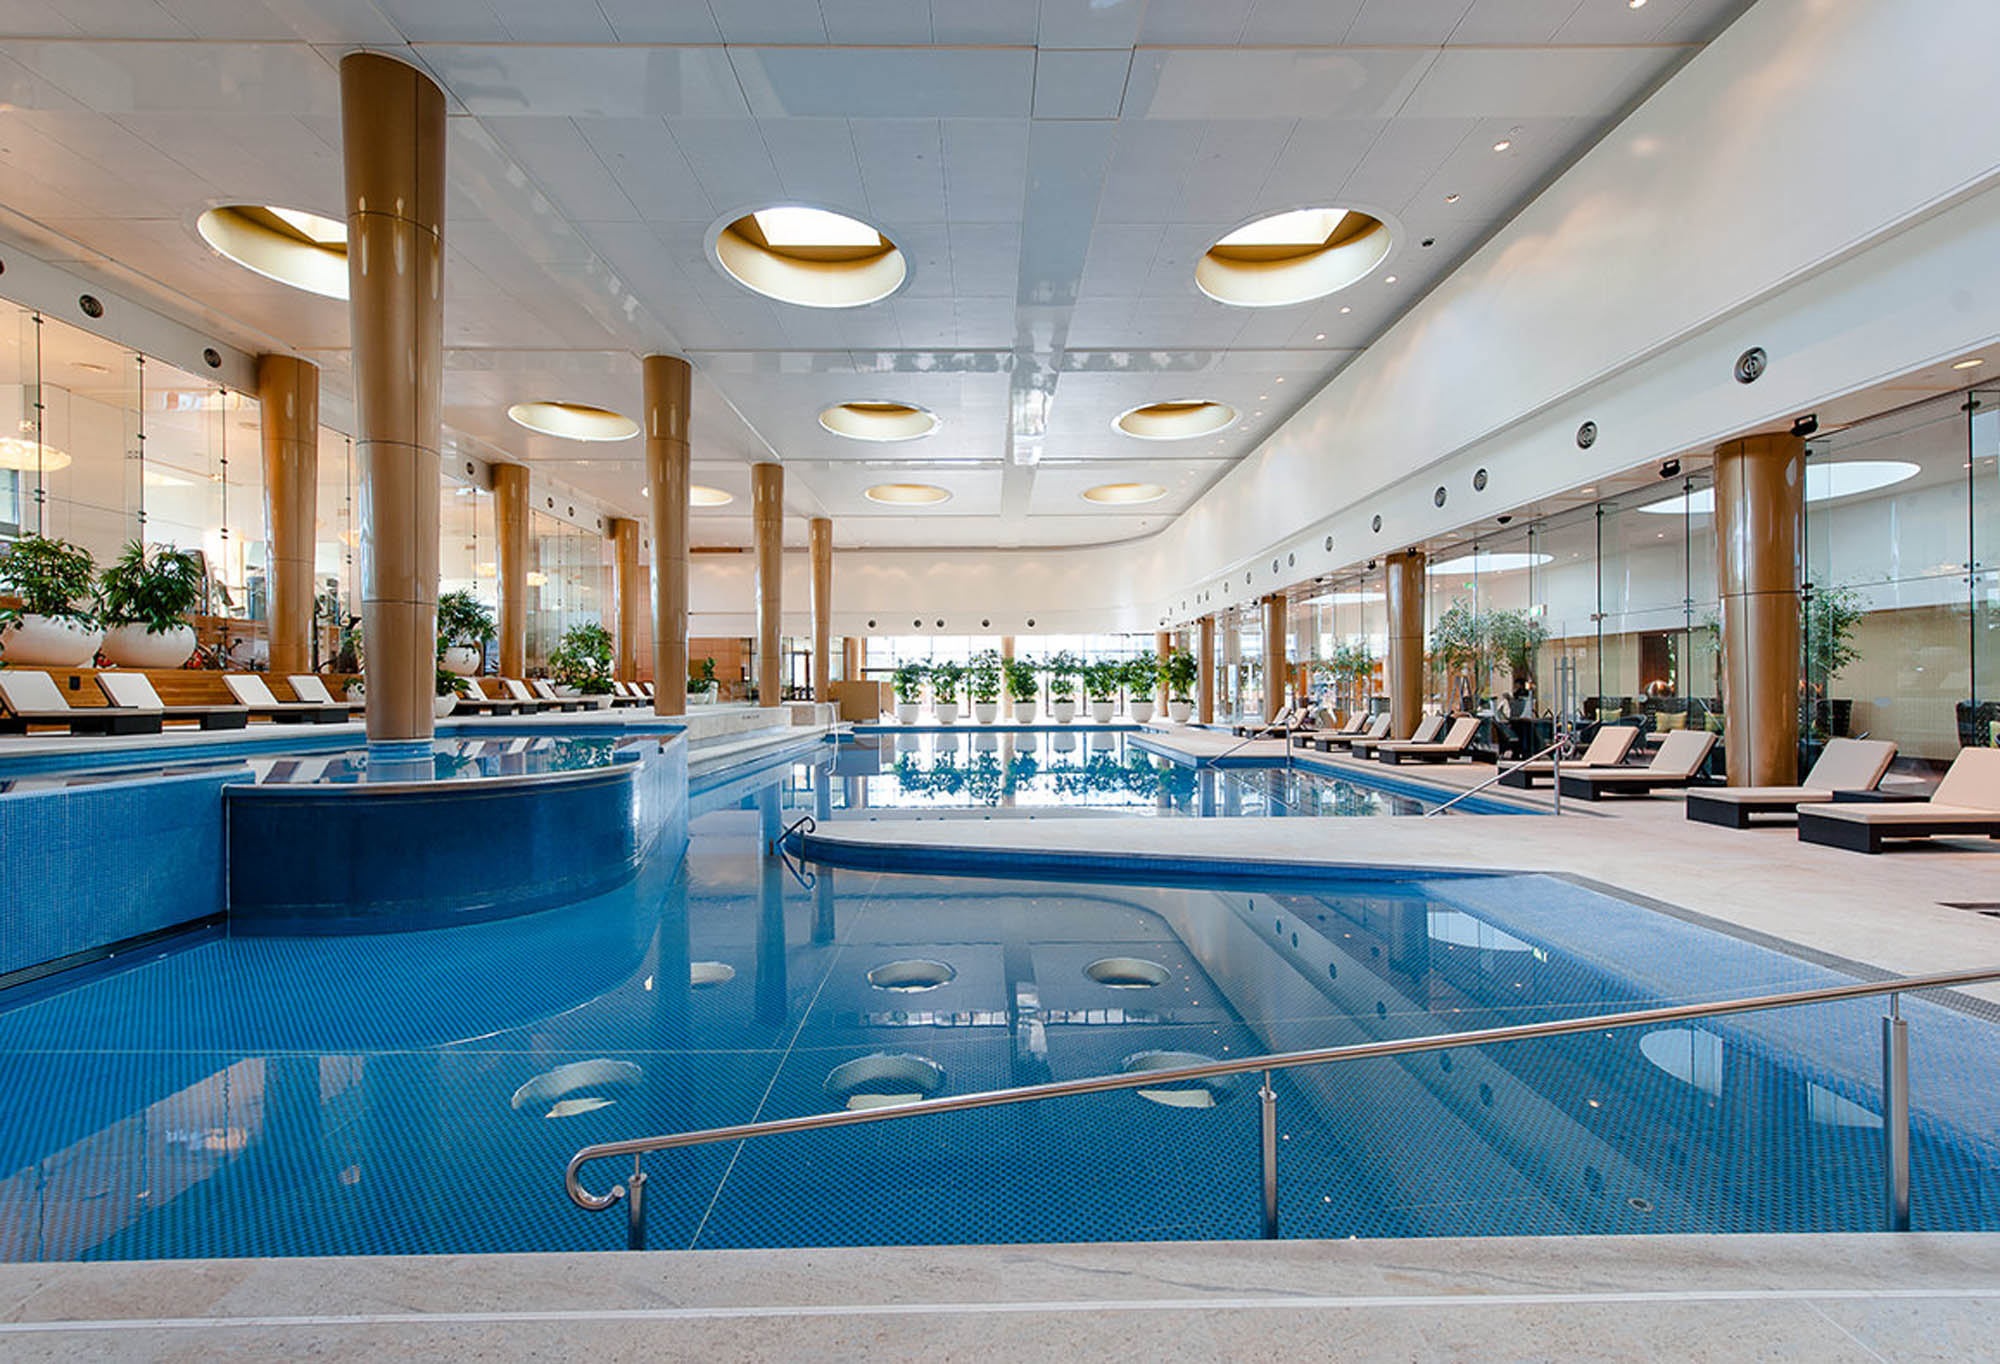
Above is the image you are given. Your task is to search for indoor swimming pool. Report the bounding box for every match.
[1,769,1995,1262]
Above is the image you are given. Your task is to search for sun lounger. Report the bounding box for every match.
[1796,748,2000,852]
[1555,728,1717,800]
[610,681,647,708]
[1378,715,1484,764]
[1686,738,1899,828]
[1317,713,1391,751]
[1293,711,1366,747]
[223,673,351,724]
[530,678,592,712]
[285,674,362,710]
[1498,724,1640,789]
[0,670,163,735]
[1232,705,1298,739]
[639,681,655,698]
[99,672,248,730]
[1352,713,1442,760]
[446,678,522,716]
[495,677,568,713]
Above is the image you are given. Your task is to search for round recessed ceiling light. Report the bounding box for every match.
[690,485,734,507]
[196,205,348,299]
[1115,400,1238,440]
[819,400,939,441]
[1196,206,1393,308]
[1082,482,1167,506]
[506,401,640,443]
[713,205,905,309]
[1637,460,1921,516]
[864,482,951,506]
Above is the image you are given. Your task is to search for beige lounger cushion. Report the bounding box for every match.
[286,674,337,705]
[501,678,538,703]
[1694,786,1832,806]
[97,672,168,709]
[1799,738,1898,792]
[0,670,76,714]
[1572,729,1715,781]
[1383,716,1479,754]
[224,674,283,707]
[1386,714,1445,746]
[1805,749,2000,824]
[1579,725,1640,766]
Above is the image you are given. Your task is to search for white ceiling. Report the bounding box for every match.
[0,0,1752,548]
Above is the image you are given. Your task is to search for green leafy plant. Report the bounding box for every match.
[1163,647,1198,703]
[1003,654,1039,705]
[0,534,97,626]
[1428,599,1489,706]
[1081,658,1122,703]
[549,621,614,694]
[689,656,718,695]
[97,541,205,634]
[968,649,1003,705]
[929,659,966,705]
[435,589,497,651]
[1486,608,1547,693]
[435,661,464,698]
[892,660,928,705]
[1121,654,1159,701]
[1044,650,1082,703]
[1805,582,1865,693]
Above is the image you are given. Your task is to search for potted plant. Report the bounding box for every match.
[97,540,204,668]
[688,655,719,705]
[1428,599,1489,712]
[549,621,616,708]
[1164,647,1197,724]
[1805,582,1865,739]
[1045,650,1081,723]
[435,589,496,676]
[968,649,1003,724]
[0,534,101,667]
[892,660,926,724]
[1123,655,1158,725]
[929,659,966,725]
[1004,654,1039,724]
[1329,637,1375,714]
[434,655,464,719]
[1082,658,1121,724]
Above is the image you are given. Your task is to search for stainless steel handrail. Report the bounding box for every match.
[1425,733,1572,818]
[567,962,2000,1244]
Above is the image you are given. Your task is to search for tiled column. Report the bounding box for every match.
[257,353,317,678]
[1385,550,1426,739]
[341,52,445,743]
[1263,592,1287,721]
[494,463,529,679]
[809,515,832,700]
[1197,614,1216,725]
[1714,432,1805,786]
[753,463,784,704]
[608,516,641,682]
[643,355,691,716]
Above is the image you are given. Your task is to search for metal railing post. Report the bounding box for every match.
[1259,1070,1279,1240]
[1552,737,1562,817]
[626,1159,649,1250]
[1883,995,1911,1232]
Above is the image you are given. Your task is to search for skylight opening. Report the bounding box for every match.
[753,206,883,249]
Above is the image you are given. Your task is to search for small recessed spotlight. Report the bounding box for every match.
[1952,357,1985,370]
[1274,377,1285,383]
[1492,140,1512,152]
[1313,332,1326,341]
[1384,275,1398,283]
[1628,0,1647,8]
[1339,305,1351,314]
[1444,193,1460,204]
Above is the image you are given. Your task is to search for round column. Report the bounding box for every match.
[341,52,445,743]
[1385,550,1426,738]
[257,353,318,678]
[1714,432,1805,786]
[753,463,784,704]
[493,463,529,679]
[1263,592,1287,721]
[608,516,641,682]
[1154,629,1171,710]
[809,515,832,701]
[1197,614,1216,725]
[643,355,691,716]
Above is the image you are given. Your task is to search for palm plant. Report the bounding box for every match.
[549,621,614,694]
[98,541,205,634]
[435,589,497,650]
[0,534,97,625]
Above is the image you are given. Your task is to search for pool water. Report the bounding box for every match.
[2,774,1995,1261]
[818,732,1513,817]
[240,735,637,784]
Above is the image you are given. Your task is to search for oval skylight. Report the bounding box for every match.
[1085,957,1171,988]
[1115,400,1238,441]
[690,485,735,507]
[197,205,349,300]
[1082,482,1168,506]
[1636,460,1922,515]
[714,206,906,309]
[867,958,957,992]
[1197,207,1392,308]
[1428,551,1553,576]
[864,482,951,506]
[506,402,640,443]
[820,401,939,442]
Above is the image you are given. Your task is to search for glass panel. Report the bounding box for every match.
[1974,391,2000,746]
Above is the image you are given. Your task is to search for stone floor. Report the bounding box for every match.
[2,1234,1994,1361]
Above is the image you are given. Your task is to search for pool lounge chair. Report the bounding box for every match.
[99,672,248,730]
[530,678,594,712]
[1498,724,1640,789]
[1555,728,1717,800]
[1293,710,1365,747]
[1316,713,1391,751]
[0,670,163,735]
[1377,715,1484,765]
[1232,705,1299,739]
[285,674,361,711]
[496,677,570,713]
[610,681,647,708]
[223,673,351,724]
[1796,748,2000,853]
[446,679,522,716]
[1685,738,1899,828]
[639,680,655,698]
[1350,713,1442,760]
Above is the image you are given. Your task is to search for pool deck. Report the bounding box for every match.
[2,1233,1992,1360]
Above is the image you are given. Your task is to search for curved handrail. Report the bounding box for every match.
[566,962,2000,1214]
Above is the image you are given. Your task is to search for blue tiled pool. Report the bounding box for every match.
[1,772,1995,1260]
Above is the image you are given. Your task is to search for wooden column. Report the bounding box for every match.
[842,637,863,679]
[1385,550,1426,739]
[1197,614,1216,725]
[608,516,641,682]
[1715,432,1805,786]
[257,353,317,678]
[341,52,445,743]
[493,463,529,679]
[809,515,832,700]
[752,462,784,704]
[1263,592,1287,721]
[643,355,691,716]
[1155,629,1171,710]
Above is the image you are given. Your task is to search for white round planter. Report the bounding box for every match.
[896,702,920,724]
[433,693,459,719]
[973,702,998,724]
[582,694,614,710]
[101,622,195,669]
[1013,701,1038,724]
[441,645,480,676]
[1089,700,1114,724]
[1052,700,1077,723]
[1168,700,1193,724]
[689,690,717,706]
[1130,701,1155,725]
[0,614,104,667]
[934,703,960,725]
